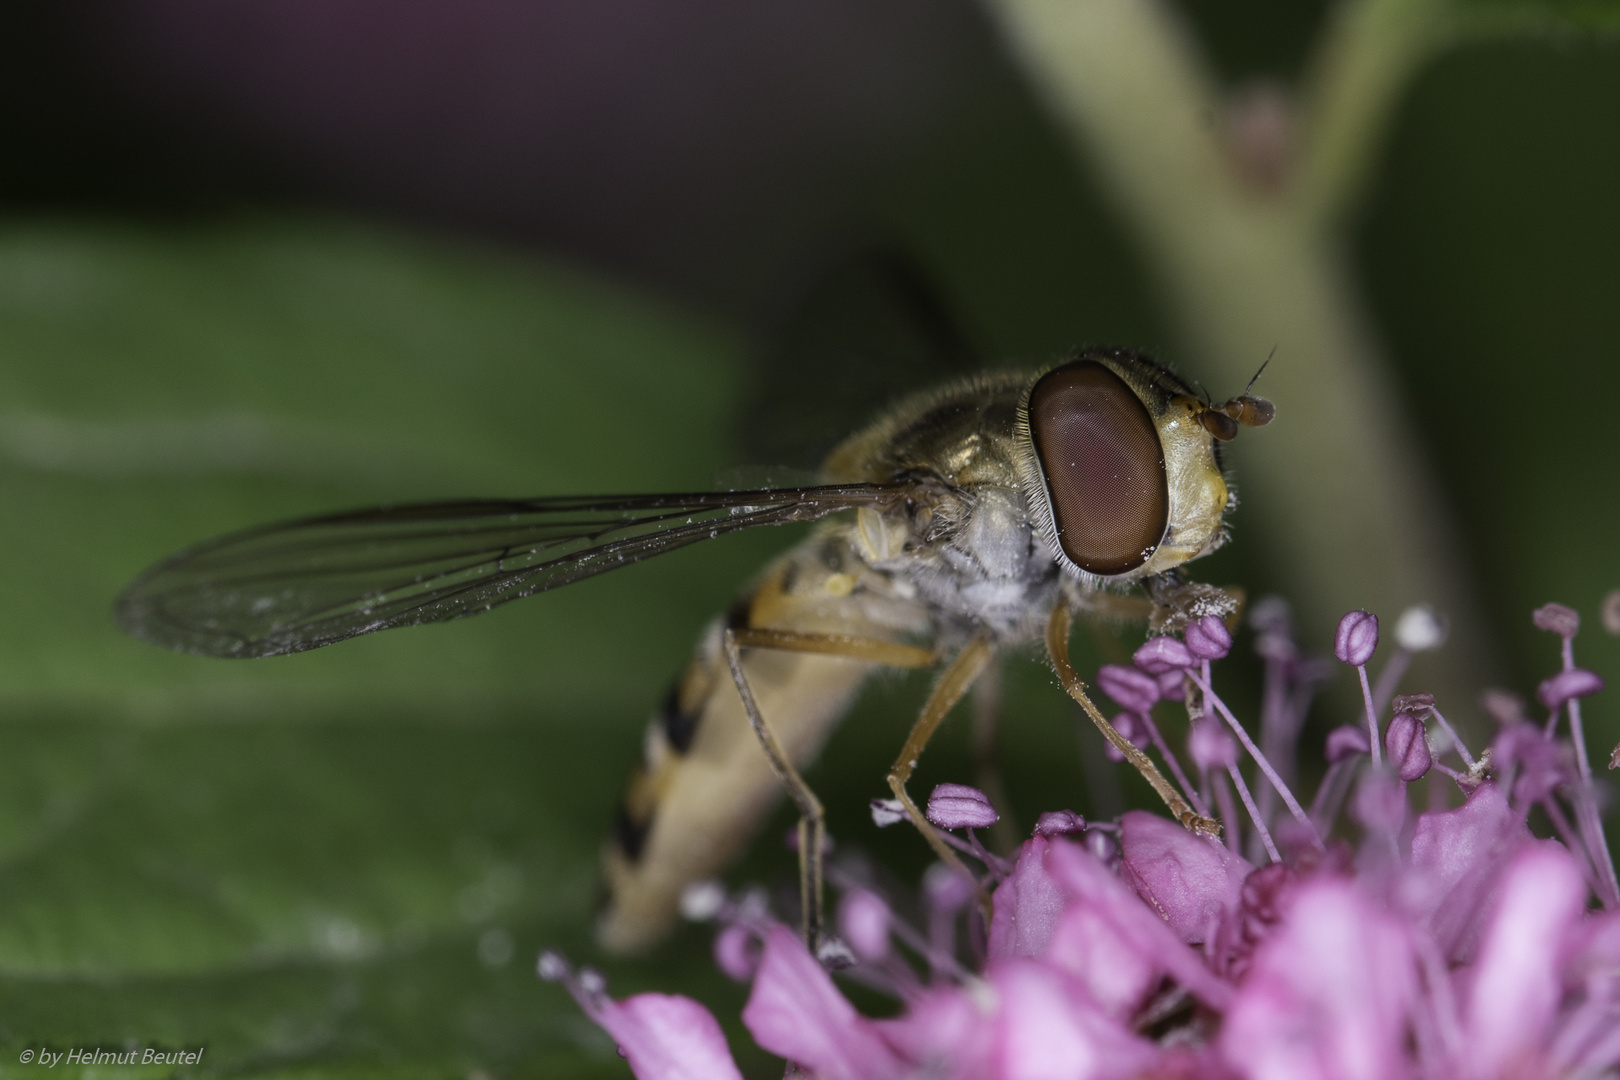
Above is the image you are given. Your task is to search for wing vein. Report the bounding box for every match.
[115,484,915,657]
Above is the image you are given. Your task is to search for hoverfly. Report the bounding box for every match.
[115,347,1273,954]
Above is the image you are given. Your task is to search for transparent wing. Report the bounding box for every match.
[115,484,909,659]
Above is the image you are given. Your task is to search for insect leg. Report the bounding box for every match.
[886,636,995,898]
[719,628,827,948]
[728,627,935,669]
[1046,600,1221,837]
[722,627,939,951]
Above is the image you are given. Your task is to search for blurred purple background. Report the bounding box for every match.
[36,0,1022,316]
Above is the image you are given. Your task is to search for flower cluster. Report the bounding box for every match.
[544,593,1620,1080]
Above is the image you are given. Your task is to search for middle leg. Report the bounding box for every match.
[886,636,996,898]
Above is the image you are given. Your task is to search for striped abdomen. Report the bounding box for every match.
[597,522,930,953]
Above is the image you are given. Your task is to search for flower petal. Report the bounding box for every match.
[989,959,1158,1080]
[1460,843,1587,1078]
[1120,809,1253,944]
[1046,897,1160,1018]
[713,923,761,982]
[1554,910,1620,1073]
[1406,782,1532,963]
[992,835,1214,1018]
[875,985,992,1080]
[1221,880,1416,1080]
[989,836,1069,961]
[741,924,905,1080]
[597,993,746,1080]
[1044,839,1232,1009]
[838,889,892,963]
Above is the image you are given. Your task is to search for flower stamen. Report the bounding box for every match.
[1187,668,1322,849]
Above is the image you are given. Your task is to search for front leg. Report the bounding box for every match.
[1142,570,1243,635]
[1048,599,1220,837]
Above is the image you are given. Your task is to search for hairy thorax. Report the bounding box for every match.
[820,373,1065,644]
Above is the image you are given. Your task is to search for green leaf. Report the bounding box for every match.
[0,217,773,1077]
[0,218,755,715]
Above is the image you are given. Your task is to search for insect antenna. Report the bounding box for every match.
[1220,350,1277,430]
[1243,349,1275,395]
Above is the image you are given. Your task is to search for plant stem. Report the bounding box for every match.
[978,0,1494,711]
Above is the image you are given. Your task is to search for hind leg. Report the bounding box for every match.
[722,627,935,953]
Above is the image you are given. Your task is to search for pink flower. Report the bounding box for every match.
[927,782,1000,829]
[838,889,893,963]
[1134,635,1196,673]
[1538,667,1604,711]
[1384,711,1432,781]
[598,995,746,1080]
[1405,782,1533,963]
[1334,609,1378,666]
[1119,810,1250,944]
[1096,664,1160,713]
[1221,880,1416,1080]
[1459,845,1586,1078]
[1039,837,1230,1014]
[988,836,1071,960]
[1185,615,1233,660]
[546,597,1620,1080]
[537,953,744,1080]
[742,925,906,1080]
[982,959,1158,1080]
[1324,724,1370,763]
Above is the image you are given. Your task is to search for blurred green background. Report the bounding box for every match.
[0,1,1616,1077]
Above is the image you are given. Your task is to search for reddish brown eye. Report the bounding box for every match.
[1028,361,1168,575]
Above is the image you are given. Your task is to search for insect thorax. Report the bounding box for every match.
[825,373,1064,643]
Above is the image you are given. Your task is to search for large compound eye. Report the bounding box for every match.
[1028,361,1168,575]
